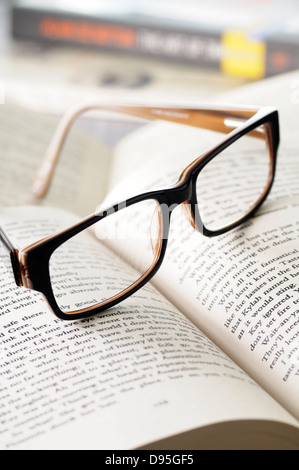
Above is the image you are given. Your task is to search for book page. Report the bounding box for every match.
[0,206,297,450]
[155,187,299,419]
[104,72,299,420]
[0,103,112,215]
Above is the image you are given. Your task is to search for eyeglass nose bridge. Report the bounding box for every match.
[182,201,197,230]
[161,181,201,234]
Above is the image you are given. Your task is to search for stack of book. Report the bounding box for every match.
[11,0,299,80]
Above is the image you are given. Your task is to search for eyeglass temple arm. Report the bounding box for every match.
[32,103,259,199]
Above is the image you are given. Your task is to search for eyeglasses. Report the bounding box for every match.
[0,103,279,320]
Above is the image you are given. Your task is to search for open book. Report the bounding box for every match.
[0,72,298,450]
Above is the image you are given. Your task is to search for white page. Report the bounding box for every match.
[0,205,297,450]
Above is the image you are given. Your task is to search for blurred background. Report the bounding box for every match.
[1,0,299,114]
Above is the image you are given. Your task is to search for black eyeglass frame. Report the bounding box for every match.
[0,104,279,320]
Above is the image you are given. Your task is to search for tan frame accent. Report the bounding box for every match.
[31,102,262,199]
[4,102,277,320]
